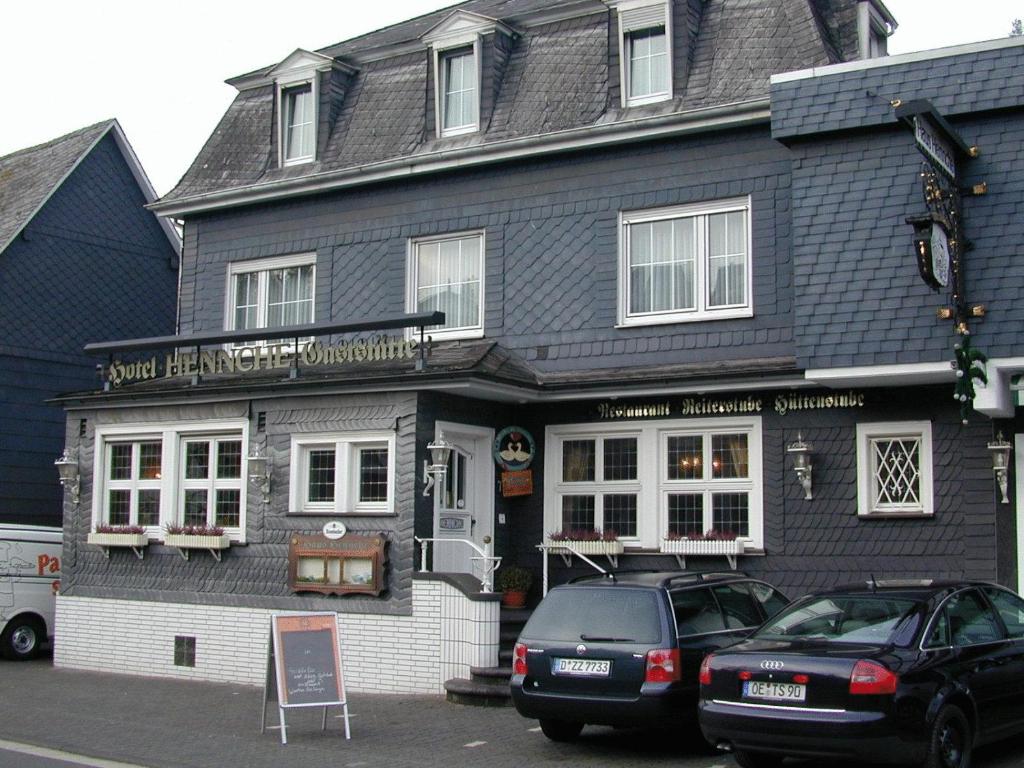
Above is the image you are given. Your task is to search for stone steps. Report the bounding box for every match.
[444,606,530,707]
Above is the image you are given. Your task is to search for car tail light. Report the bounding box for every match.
[793,674,809,684]
[849,660,898,695]
[699,653,714,686]
[513,642,528,676]
[738,670,753,681]
[645,648,681,683]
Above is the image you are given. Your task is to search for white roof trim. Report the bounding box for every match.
[150,99,770,217]
[772,35,1024,85]
[804,361,954,388]
[421,10,513,47]
[0,120,180,258]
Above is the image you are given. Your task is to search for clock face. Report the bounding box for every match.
[930,225,950,287]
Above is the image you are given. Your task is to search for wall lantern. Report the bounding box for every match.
[422,432,453,497]
[987,431,1012,504]
[786,433,813,500]
[247,446,271,503]
[54,448,80,504]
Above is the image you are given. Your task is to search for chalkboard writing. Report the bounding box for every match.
[272,614,345,707]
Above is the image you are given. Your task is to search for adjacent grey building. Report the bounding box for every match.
[51,1,1024,691]
[0,121,179,527]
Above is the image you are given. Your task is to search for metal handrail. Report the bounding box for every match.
[415,536,501,593]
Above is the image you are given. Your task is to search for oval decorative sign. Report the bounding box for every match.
[493,426,536,471]
[322,521,347,540]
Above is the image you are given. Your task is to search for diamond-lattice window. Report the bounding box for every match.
[857,422,932,517]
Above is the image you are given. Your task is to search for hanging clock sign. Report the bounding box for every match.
[928,222,951,288]
[493,426,536,471]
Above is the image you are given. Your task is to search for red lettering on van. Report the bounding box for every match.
[38,554,60,575]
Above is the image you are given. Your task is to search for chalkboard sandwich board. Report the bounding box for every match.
[263,612,351,744]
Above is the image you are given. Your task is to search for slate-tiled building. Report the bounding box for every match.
[52,1,1024,692]
[0,121,179,527]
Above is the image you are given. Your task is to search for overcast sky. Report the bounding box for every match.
[1,1,1018,196]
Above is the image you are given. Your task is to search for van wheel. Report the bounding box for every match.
[734,750,784,768]
[539,719,584,742]
[1,616,44,660]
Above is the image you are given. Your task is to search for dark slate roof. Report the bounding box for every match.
[161,0,863,208]
[0,121,114,255]
[771,39,1024,140]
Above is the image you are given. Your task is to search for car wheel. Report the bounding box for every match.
[539,719,584,742]
[1,616,44,661]
[923,705,972,768]
[734,749,784,768]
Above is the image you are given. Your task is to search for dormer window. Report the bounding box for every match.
[283,84,314,163]
[441,47,478,134]
[608,0,672,107]
[422,10,513,139]
[268,49,346,168]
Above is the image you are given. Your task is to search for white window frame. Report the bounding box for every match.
[544,417,764,550]
[277,77,317,166]
[92,420,250,542]
[180,436,245,530]
[618,197,753,327]
[857,421,934,518]
[289,431,397,515]
[611,0,672,107]
[406,230,485,340]
[659,424,761,540]
[430,34,481,138]
[225,253,316,347]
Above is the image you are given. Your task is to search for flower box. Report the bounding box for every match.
[549,539,625,556]
[662,538,745,569]
[164,533,231,561]
[87,531,149,559]
[88,531,149,548]
[661,539,745,556]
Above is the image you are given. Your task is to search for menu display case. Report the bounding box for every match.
[288,534,386,596]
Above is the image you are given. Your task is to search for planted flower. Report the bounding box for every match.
[546,528,624,555]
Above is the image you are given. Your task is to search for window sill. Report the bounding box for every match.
[616,308,753,328]
[287,509,398,517]
[857,510,933,519]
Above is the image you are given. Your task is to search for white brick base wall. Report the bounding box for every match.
[55,581,499,693]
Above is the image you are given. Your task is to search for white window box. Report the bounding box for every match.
[547,539,625,557]
[87,531,149,560]
[163,533,232,562]
[661,537,745,570]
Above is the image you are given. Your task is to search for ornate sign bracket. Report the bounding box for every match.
[895,99,987,422]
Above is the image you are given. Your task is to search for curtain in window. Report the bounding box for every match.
[708,211,746,307]
[416,236,481,331]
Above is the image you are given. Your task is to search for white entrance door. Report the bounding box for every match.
[432,422,494,580]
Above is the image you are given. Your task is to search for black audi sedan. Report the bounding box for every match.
[698,580,1024,768]
[510,570,789,741]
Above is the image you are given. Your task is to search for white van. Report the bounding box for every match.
[0,524,62,660]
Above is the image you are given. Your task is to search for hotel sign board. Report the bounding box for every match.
[913,115,956,179]
[105,335,420,387]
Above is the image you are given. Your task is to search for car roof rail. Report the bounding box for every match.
[568,571,620,584]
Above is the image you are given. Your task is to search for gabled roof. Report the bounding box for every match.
[155,0,881,216]
[0,121,180,256]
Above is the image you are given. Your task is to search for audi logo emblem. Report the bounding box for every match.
[576,644,587,655]
[760,660,785,670]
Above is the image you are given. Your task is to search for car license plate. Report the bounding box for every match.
[552,657,611,677]
[742,681,806,701]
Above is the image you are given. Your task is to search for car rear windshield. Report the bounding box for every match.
[522,587,663,643]
[753,595,921,645]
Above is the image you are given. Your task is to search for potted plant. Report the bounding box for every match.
[495,565,533,608]
[547,528,624,556]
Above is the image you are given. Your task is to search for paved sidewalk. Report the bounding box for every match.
[0,657,723,768]
[2,657,1023,768]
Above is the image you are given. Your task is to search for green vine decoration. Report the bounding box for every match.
[953,333,987,424]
